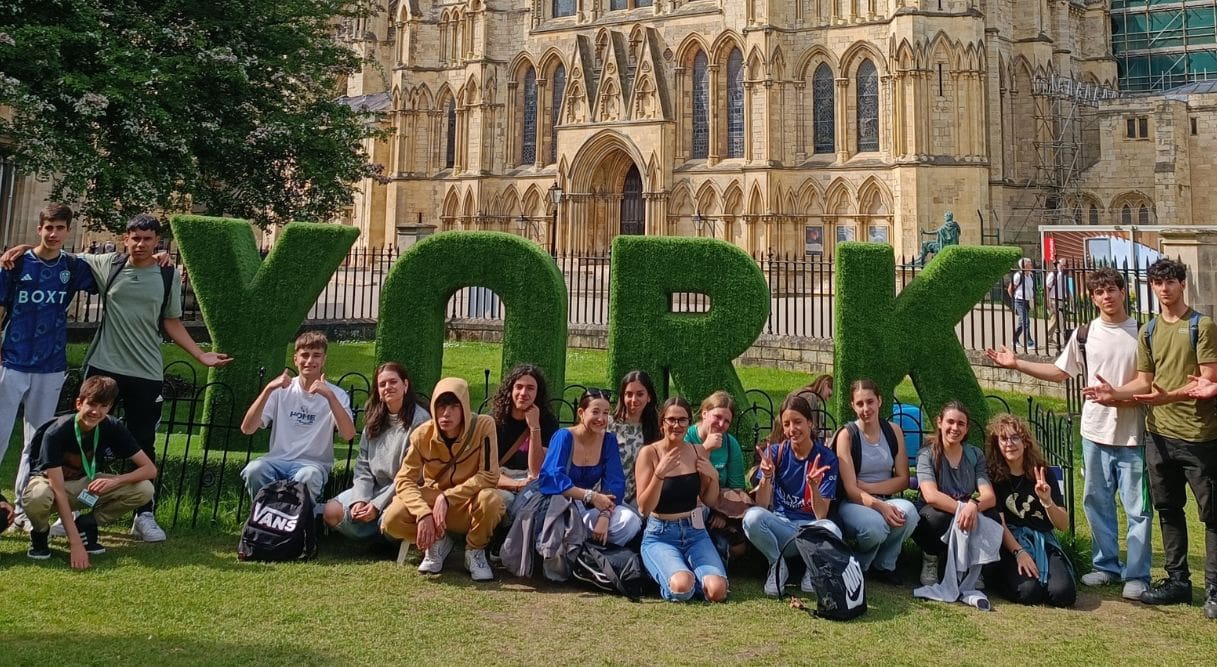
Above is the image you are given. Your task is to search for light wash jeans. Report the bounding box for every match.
[741,506,841,564]
[837,498,919,572]
[241,457,329,501]
[0,367,66,512]
[640,515,727,601]
[1082,438,1152,583]
[329,488,388,541]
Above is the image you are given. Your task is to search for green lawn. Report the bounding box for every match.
[3,342,1215,664]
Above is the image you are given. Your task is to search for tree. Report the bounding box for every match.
[0,1,381,231]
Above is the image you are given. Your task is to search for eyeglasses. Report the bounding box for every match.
[663,416,691,426]
[998,434,1024,444]
[583,388,612,401]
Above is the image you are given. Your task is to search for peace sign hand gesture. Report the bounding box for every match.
[758,446,775,482]
[1033,466,1054,506]
[806,454,832,489]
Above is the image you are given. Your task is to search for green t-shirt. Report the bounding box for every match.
[1136,309,1217,442]
[684,425,746,490]
[83,252,183,382]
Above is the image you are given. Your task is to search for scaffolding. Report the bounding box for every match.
[1111,1,1217,92]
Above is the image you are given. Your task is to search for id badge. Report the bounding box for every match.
[77,489,99,508]
[691,508,706,530]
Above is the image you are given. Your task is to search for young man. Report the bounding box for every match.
[986,267,1151,600]
[0,204,97,526]
[22,376,157,569]
[1010,257,1036,349]
[1045,257,1070,349]
[239,331,355,500]
[1085,258,1217,618]
[382,377,504,581]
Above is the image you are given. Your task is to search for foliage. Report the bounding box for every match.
[832,243,1021,430]
[607,235,769,435]
[376,232,568,398]
[0,1,380,231]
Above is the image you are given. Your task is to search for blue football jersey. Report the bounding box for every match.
[0,251,98,373]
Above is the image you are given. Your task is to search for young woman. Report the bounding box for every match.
[636,397,728,603]
[743,394,842,597]
[491,364,559,506]
[833,379,919,584]
[912,401,997,586]
[323,362,430,541]
[985,415,1076,607]
[608,370,660,505]
[684,391,745,491]
[538,390,641,546]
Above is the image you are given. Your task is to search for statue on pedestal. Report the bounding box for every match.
[916,211,961,266]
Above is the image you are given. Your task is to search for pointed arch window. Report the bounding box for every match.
[1138,204,1150,225]
[521,68,537,165]
[553,1,575,18]
[813,63,835,154]
[550,64,566,164]
[726,48,744,158]
[1088,205,1099,225]
[1121,204,1133,225]
[856,59,879,152]
[691,51,709,158]
[445,99,456,169]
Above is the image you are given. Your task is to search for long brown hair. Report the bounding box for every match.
[613,369,660,443]
[364,362,420,439]
[929,400,971,469]
[984,414,1048,485]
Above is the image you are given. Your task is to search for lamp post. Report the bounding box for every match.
[693,209,717,238]
[547,181,563,257]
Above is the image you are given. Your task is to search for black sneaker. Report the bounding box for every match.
[1205,585,1217,620]
[1140,577,1192,605]
[28,530,51,560]
[868,567,903,586]
[75,514,106,555]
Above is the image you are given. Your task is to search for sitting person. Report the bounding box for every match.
[492,364,559,507]
[912,401,997,586]
[21,376,157,569]
[324,362,430,542]
[985,414,1076,607]
[833,379,919,585]
[684,391,746,492]
[539,389,641,546]
[608,370,660,505]
[381,378,503,581]
[743,394,842,597]
[239,331,356,500]
[636,397,728,602]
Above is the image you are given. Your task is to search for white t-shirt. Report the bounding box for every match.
[1045,270,1065,301]
[1054,317,1144,447]
[260,377,353,467]
[1012,271,1035,302]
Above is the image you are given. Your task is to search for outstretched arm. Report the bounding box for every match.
[162,318,233,368]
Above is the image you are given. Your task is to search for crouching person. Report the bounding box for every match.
[382,378,505,581]
[22,376,156,569]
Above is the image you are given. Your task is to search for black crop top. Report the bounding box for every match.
[653,472,700,514]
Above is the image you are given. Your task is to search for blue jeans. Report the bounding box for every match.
[241,457,329,501]
[329,488,387,541]
[741,506,841,564]
[837,498,920,572]
[1083,438,1152,582]
[641,516,727,602]
[1012,298,1033,346]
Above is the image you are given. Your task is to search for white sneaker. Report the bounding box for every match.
[1122,580,1149,600]
[465,548,494,581]
[764,560,789,597]
[131,512,167,542]
[920,554,940,586]
[1081,570,1119,586]
[11,512,31,533]
[800,568,816,593]
[417,535,453,574]
[48,515,72,538]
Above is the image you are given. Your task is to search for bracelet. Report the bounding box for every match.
[583,489,595,504]
[1012,548,1025,557]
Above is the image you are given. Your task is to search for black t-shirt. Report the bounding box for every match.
[993,469,1064,532]
[28,414,141,481]
[496,412,559,470]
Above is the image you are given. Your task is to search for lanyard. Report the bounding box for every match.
[74,419,100,481]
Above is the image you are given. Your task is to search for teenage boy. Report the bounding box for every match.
[986,267,1151,600]
[22,376,157,569]
[1009,257,1036,348]
[382,377,504,581]
[239,331,356,501]
[1085,258,1217,618]
[0,204,97,526]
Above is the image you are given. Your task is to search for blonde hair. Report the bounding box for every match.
[294,331,328,352]
[699,390,735,418]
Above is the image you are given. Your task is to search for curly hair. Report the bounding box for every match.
[984,414,1049,486]
[491,363,554,425]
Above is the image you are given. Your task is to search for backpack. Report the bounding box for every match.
[840,421,899,478]
[1142,312,1202,368]
[567,541,644,602]
[779,524,867,621]
[99,253,177,333]
[238,480,317,562]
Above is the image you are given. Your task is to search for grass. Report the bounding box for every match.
[3,342,1215,664]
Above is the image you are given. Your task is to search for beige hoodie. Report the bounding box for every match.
[393,377,499,519]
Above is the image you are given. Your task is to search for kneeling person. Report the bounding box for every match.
[22,376,157,569]
[382,378,504,581]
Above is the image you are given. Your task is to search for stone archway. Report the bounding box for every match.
[566,131,648,253]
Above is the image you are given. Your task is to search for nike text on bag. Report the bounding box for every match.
[779,524,867,620]
[238,480,317,562]
[567,541,644,602]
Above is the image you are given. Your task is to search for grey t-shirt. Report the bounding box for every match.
[856,425,895,484]
[83,252,183,381]
[916,444,989,501]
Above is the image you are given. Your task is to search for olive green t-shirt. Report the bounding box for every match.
[1136,309,1217,442]
[82,252,183,382]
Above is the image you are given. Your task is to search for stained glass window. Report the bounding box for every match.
[691,51,709,158]
[726,48,744,158]
[553,0,575,18]
[856,59,879,152]
[550,64,566,164]
[521,68,537,165]
[813,63,835,154]
[445,99,456,169]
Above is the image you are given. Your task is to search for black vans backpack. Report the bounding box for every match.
[238,480,317,562]
[568,541,644,602]
[778,524,867,621]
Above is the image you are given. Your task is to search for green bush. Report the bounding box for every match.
[832,243,1021,429]
[171,215,359,436]
[607,235,769,434]
[376,231,568,396]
